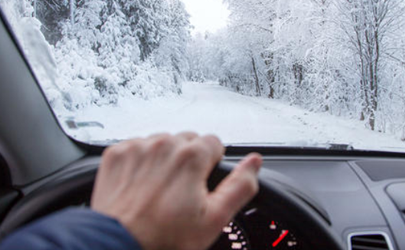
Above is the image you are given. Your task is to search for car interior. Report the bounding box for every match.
[1,6,405,250]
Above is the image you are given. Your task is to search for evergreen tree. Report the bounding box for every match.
[121,0,167,60]
[154,0,191,81]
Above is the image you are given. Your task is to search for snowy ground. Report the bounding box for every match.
[60,81,405,152]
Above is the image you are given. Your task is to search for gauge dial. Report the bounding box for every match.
[210,221,250,250]
[269,221,298,249]
[239,206,304,249]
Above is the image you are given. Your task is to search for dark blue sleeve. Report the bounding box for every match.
[0,208,142,250]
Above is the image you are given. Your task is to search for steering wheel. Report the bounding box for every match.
[0,161,345,249]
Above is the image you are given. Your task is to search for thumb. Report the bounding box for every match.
[206,153,262,228]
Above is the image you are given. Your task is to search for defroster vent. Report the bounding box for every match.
[349,233,393,250]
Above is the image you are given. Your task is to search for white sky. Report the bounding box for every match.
[181,0,230,34]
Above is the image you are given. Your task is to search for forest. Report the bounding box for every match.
[2,0,405,140]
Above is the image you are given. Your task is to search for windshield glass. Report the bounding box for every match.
[1,0,405,152]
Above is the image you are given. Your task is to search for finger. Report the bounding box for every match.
[142,134,175,171]
[147,133,171,140]
[100,141,139,172]
[116,139,150,179]
[176,131,199,142]
[206,153,262,225]
[145,133,174,153]
[174,135,224,177]
[199,135,225,178]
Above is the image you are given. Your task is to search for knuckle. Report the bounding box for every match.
[195,141,211,155]
[104,140,145,161]
[149,132,171,140]
[175,143,211,170]
[125,140,143,153]
[102,145,122,160]
[177,131,198,140]
[178,144,201,159]
[180,142,211,162]
[203,135,222,146]
[149,134,174,152]
[203,135,224,159]
[186,131,199,137]
[185,144,211,171]
[102,147,114,159]
[101,145,128,169]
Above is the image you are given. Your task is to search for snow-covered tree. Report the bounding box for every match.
[154,0,191,85]
[188,0,405,138]
[121,0,166,60]
[336,0,405,130]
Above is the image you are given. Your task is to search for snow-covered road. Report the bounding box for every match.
[64,81,405,152]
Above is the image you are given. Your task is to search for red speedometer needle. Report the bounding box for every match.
[272,230,289,247]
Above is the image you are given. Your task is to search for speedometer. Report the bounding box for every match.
[240,207,306,250]
[211,221,250,250]
[210,206,309,250]
[269,220,298,249]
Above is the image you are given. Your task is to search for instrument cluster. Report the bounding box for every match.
[211,205,310,250]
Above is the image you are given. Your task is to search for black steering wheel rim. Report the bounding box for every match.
[0,161,345,249]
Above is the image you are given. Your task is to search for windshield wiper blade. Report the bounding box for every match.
[65,118,104,129]
[326,144,354,151]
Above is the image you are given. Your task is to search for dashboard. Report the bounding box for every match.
[211,156,405,250]
[1,155,405,250]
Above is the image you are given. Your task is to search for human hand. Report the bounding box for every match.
[91,133,262,250]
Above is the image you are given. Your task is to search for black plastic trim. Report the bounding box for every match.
[0,8,78,140]
[226,146,405,158]
[0,189,21,223]
[0,8,85,185]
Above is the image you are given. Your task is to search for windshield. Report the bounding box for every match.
[1,0,405,152]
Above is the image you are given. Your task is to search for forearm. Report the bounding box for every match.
[0,208,142,250]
